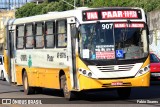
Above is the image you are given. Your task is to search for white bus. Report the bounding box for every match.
[4,7,150,100]
[0,55,8,81]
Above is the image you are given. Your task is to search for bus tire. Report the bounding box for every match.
[61,75,75,100]
[1,70,5,81]
[117,87,131,99]
[22,71,35,95]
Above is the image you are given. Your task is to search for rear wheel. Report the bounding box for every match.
[1,71,5,81]
[117,88,131,99]
[60,75,75,100]
[22,71,35,95]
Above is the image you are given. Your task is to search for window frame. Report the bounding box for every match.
[35,22,45,49]
[16,24,25,49]
[25,23,34,49]
[56,19,67,48]
[45,21,55,48]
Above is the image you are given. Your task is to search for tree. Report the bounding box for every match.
[15,0,160,18]
[32,3,47,15]
[15,3,36,18]
[90,0,160,12]
[41,2,62,14]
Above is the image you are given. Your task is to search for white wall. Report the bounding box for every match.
[147,10,160,58]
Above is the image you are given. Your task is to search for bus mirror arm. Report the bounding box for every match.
[71,27,78,38]
[146,24,149,35]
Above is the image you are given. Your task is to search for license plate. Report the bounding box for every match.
[151,73,160,76]
[111,81,123,86]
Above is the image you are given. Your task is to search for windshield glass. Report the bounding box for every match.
[79,22,148,61]
[150,54,160,63]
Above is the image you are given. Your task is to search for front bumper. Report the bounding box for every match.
[77,71,150,91]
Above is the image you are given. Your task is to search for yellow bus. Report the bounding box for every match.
[4,7,150,100]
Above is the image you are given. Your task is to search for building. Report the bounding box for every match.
[0,0,28,10]
[30,0,57,3]
[0,10,15,54]
[30,0,45,3]
[148,10,160,58]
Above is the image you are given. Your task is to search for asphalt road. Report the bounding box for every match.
[0,80,160,107]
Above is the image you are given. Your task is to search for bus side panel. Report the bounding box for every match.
[15,65,71,90]
[16,66,38,86]
[3,50,9,79]
[3,27,9,82]
[43,68,60,89]
[16,65,24,85]
[65,69,72,91]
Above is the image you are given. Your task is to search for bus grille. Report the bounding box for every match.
[97,64,134,72]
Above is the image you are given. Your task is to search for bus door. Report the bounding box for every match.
[7,27,16,83]
[67,17,78,90]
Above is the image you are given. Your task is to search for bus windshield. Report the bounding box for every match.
[79,22,148,60]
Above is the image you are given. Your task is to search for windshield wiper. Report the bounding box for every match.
[89,21,100,48]
[119,28,127,49]
[119,20,132,48]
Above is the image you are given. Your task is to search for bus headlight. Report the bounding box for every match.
[135,64,150,77]
[88,72,92,77]
[78,68,97,78]
[82,70,86,75]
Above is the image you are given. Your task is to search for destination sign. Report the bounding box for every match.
[101,11,138,19]
[86,12,98,20]
[83,9,142,21]
[114,23,144,28]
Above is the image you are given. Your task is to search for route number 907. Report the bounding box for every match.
[102,24,113,29]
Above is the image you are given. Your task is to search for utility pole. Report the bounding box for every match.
[74,0,76,9]
[9,0,10,10]
[82,0,84,6]
[61,0,76,9]
[18,0,19,8]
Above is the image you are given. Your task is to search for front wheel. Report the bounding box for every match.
[22,71,35,95]
[117,88,131,99]
[60,75,75,100]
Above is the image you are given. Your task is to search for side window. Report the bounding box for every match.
[35,23,44,48]
[25,24,34,49]
[45,21,55,48]
[16,25,24,49]
[56,20,67,48]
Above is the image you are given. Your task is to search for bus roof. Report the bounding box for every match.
[7,7,145,25]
